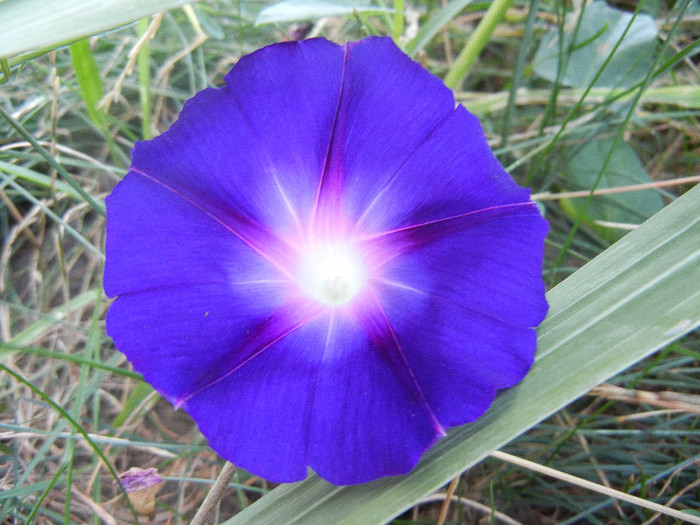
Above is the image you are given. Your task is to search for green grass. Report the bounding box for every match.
[1,0,699,523]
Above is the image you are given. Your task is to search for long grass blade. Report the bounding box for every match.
[221,183,700,524]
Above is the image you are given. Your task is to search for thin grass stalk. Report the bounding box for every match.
[138,18,153,141]
[0,106,106,216]
[0,364,140,523]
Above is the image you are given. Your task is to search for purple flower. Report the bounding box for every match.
[118,468,163,517]
[119,467,163,493]
[104,37,548,485]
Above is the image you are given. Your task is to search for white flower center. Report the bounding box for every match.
[298,241,366,305]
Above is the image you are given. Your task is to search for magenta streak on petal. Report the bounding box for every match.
[310,44,350,238]
[129,167,299,281]
[358,201,540,270]
[175,299,324,408]
[361,291,446,437]
[350,109,456,235]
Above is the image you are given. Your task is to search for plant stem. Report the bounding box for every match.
[443,0,514,89]
[191,462,237,525]
[137,18,153,140]
[392,0,405,42]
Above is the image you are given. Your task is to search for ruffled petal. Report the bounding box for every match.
[129,38,344,238]
[307,306,442,484]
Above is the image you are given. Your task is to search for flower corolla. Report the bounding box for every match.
[104,37,548,485]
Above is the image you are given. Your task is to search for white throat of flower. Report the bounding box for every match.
[298,241,366,306]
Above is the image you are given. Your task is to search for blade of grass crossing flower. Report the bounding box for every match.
[221,183,700,524]
[0,0,192,58]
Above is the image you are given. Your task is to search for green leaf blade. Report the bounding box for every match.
[69,39,108,129]
[533,2,658,89]
[560,139,664,242]
[255,0,392,26]
[0,0,192,58]
[222,184,700,525]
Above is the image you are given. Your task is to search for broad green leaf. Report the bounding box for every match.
[0,0,192,58]
[222,184,700,524]
[559,138,664,242]
[533,2,657,89]
[255,0,392,26]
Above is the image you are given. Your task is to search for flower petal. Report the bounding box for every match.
[307,307,443,484]
[104,172,293,296]
[363,203,549,326]
[183,317,326,482]
[128,38,344,238]
[377,286,538,427]
[314,37,456,228]
[107,285,307,406]
[351,106,531,234]
[365,205,549,426]
[184,308,443,485]
[105,36,550,486]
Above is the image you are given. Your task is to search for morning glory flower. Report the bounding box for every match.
[104,36,548,485]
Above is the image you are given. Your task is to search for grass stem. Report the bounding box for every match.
[443,0,514,88]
